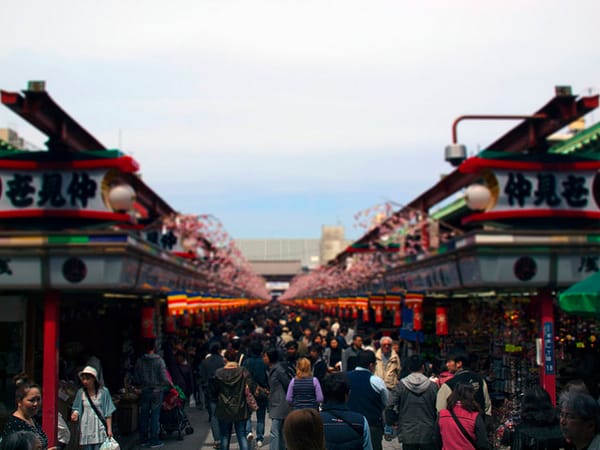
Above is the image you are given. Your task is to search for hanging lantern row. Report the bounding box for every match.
[290,291,447,335]
[166,291,267,317]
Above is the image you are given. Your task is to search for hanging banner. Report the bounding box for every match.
[141,306,156,338]
[167,291,187,316]
[436,306,448,335]
[405,292,424,331]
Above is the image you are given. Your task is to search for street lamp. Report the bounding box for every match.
[445,114,547,166]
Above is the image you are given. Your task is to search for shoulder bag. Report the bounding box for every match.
[449,408,477,449]
[84,390,120,450]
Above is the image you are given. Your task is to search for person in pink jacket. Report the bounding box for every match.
[436,383,489,450]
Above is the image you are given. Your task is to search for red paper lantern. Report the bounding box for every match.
[352,307,358,319]
[194,313,203,327]
[164,314,176,333]
[363,308,370,322]
[375,306,383,324]
[141,307,156,338]
[413,302,423,331]
[393,307,401,327]
[436,306,448,335]
[180,313,192,328]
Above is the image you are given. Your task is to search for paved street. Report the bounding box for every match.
[121,406,403,450]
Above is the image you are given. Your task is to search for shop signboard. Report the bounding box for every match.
[460,254,550,287]
[49,255,133,288]
[399,260,461,291]
[543,321,555,375]
[556,254,600,284]
[0,154,137,222]
[137,262,181,291]
[493,170,599,214]
[0,257,42,287]
[459,154,600,224]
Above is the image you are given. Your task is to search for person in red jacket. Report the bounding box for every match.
[436,383,489,450]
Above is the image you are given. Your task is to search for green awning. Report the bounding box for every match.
[559,271,600,316]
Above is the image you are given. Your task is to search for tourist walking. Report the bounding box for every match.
[286,357,324,410]
[320,372,372,450]
[70,366,116,450]
[347,350,388,450]
[201,343,225,449]
[242,340,269,447]
[133,337,173,448]
[0,375,50,450]
[213,350,252,450]
[436,383,489,450]
[265,348,291,450]
[385,355,438,450]
[375,336,401,390]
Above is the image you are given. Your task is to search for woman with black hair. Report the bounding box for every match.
[501,385,565,449]
[0,375,52,450]
[436,382,489,450]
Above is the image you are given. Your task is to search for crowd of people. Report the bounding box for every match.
[2,304,600,450]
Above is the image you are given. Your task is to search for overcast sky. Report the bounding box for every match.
[1,1,599,239]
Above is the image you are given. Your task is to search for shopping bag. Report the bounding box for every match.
[99,436,120,450]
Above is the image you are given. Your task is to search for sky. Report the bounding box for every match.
[1,1,599,240]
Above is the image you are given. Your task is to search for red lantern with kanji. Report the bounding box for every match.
[141,307,156,338]
[363,307,370,322]
[436,306,448,335]
[164,314,176,333]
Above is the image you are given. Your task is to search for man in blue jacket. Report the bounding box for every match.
[321,372,372,450]
[346,350,388,450]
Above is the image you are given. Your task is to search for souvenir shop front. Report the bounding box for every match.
[0,229,214,436]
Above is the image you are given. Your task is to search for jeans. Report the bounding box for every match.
[246,403,267,441]
[218,419,249,450]
[139,389,164,444]
[208,400,220,443]
[269,418,285,450]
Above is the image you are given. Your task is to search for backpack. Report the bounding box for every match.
[215,369,248,421]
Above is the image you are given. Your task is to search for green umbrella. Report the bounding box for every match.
[559,271,600,316]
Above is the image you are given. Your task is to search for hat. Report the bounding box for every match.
[79,366,98,379]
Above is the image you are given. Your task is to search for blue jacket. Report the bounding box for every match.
[321,403,372,450]
[347,369,386,427]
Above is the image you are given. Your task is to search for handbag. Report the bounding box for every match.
[84,390,119,446]
[245,385,259,411]
[449,408,478,449]
[99,437,120,450]
[254,384,269,402]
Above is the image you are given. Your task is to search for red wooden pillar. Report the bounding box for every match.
[42,290,60,448]
[538,289,556,404]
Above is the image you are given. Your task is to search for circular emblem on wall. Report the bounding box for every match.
[514,256,537,281]
[62,257,87,283]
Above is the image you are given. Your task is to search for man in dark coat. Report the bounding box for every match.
[200,343,225,448]
[265,348,290,450]
[347,350,388,450]
[214,349,251,450]
[385,354,438,450]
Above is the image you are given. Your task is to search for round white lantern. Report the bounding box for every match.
[465,184,491,210]
[108,184,135,212]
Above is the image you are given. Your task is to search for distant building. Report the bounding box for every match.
[0,128,40,150]
[235,227,352,299]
